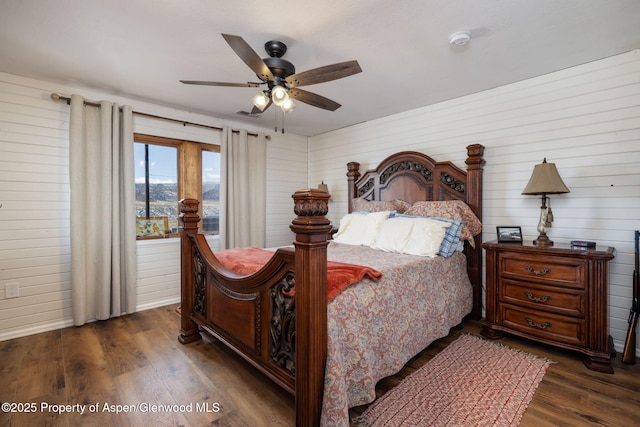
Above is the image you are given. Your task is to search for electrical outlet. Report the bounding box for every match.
[5,283,19,298]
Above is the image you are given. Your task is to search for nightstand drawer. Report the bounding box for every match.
[500,305,586,347]
[500,253,584,289]
[500,279,585,317]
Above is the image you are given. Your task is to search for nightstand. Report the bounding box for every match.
[481,241,616,373]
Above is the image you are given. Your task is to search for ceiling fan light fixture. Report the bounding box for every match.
[271,85,289,106]
[281,98,295,112]
[252,92,270,111]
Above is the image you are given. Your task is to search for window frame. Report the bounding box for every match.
[134,133,220,239]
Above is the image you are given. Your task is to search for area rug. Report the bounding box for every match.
[357,334,552,426]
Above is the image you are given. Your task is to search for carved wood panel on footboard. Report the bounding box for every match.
[190,237,297,392]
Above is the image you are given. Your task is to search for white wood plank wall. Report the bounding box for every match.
[0,72,307,340]
[309,50,640,353]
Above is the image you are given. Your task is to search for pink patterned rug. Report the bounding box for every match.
[357,334,552,426]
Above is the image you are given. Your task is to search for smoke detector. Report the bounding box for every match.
[449,31,471,46]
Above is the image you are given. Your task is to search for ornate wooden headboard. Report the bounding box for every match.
[346,144,485,319]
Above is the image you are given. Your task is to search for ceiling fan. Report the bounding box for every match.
[180,34,362,115]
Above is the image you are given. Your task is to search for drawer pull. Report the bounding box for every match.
[525,291,551,303]
[524,265,551,276]
[525,317,552,329]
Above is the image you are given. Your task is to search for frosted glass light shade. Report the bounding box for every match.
[271,85,289,106]
[280,98,295,112]
[252,92,269,111]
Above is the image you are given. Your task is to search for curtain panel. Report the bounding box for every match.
[219,126,267,249]
[69,95,137,326]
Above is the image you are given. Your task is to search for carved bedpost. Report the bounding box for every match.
[346,161,361,213]
[465,144,486,320]
[290,189,332,427]
[178,198,203,344]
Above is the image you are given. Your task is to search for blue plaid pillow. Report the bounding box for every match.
[433,217,463,257]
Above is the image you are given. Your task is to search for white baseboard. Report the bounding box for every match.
[0,298,180,342]
[0,319,74,342]
[135,297,180,312]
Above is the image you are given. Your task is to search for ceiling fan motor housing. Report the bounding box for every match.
[263,57,295,79]
[262,41,295,79]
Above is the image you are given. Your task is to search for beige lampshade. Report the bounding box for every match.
[318,182,329,193]
[522,158,570,195]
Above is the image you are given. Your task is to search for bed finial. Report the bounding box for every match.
[292,188,331,218]
[179,197,200,216]
[465,144,485,168]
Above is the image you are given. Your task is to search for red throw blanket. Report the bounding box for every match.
[214,247,382,301]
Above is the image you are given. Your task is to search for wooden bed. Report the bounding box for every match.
[178,144,485,426]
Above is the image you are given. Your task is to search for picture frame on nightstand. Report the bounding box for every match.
[497,226,523,242]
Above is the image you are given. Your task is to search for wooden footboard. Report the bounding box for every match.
[178,189,332,427]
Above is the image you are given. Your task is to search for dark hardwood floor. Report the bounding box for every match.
[1,304,638,426]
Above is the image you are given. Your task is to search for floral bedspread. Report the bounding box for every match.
[321,242,473,427]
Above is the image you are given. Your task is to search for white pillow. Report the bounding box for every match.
[403,217,451,257]
[370,217,415,252]
[333,211,391,246]
[371,217,451,257]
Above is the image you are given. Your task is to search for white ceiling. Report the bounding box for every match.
[1,0,639,136]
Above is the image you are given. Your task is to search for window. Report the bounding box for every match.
[134,134,220,239]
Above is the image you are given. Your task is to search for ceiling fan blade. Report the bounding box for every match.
[285,60,362,87]
[180,80,261,87]
[288,88,341,111]
[222,33,275,82]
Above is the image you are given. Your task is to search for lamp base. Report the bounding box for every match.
[533,234,554,247]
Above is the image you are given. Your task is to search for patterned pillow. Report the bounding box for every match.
[404,200,481,246]
[352,198,411,214]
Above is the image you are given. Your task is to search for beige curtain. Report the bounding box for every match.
[69,95,137,326]
[219,126,267,249]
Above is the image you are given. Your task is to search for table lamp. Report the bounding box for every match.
[521,158,570,246]
[317,181,330,198]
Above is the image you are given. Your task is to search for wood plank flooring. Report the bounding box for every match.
[1,304,638,426]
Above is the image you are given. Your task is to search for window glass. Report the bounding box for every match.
[202,150,221,234]
[134,142,178,236]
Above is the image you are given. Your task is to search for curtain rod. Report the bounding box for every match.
[50,93,270,140]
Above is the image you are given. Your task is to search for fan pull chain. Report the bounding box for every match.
[273,107,286,134]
